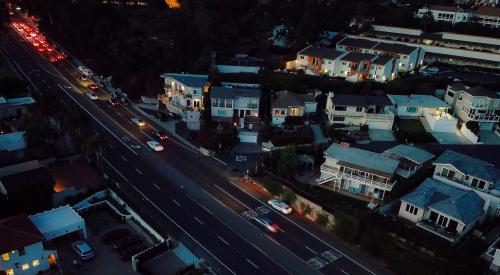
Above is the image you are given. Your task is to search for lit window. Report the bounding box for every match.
[6,269,14,275]
[22,263,29,270]
[2,253,9,261]
[33,259,40,266]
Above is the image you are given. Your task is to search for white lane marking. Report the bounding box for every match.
[218,236,229,245]
[135,169,143,175]
[213,184,253,211]
[5,53,40,93]
[186,194,214,215]
[121,156,127,162]
[56,84,139,155]
[212,156,228,166]
[128,184,236,275]
[193,216,204,225]
[153,183,160,190]
[305,246,318,255]
[101,157,129,182]
[172,199,181,206]
[246,258,259,269]
[128,121,133,125]
[117,112,122,117]
[340,269,350,275]
[228,179,377,274]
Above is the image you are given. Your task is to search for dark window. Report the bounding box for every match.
[334,106,346,111]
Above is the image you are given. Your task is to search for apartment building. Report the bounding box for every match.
[416,5,500,28]
[316,143,399,202]
[445,83,500,130]
[325,93,395,130]
[336,37,425,71]
[160,73,208,118]
[433,150,500,217]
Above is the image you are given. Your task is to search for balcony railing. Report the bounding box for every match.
[319,165,395,190]
[366,111,394,121]
[417,220,460,243]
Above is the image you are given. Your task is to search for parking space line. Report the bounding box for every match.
[172,199,181,206]
[193,216,204,225]
[135,168,143,175]
[246,258,259,269]
[305,246,318,255]
[153,183,160,190]
[218,236,229,245]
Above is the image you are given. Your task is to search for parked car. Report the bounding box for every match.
[147,140,164,152]
[112,235,141,251]
[109,97,119,106]
[268,199,293,215]
[86,92,98,100]
[101,228,130,244]
[118,243,147,261]
[131,117,145,127]
[87,84,99,91]
[153,131,168,140]
[120,97,129,106]
[71,240,95,260]
[154,111,170,121]
[252,217,278,233]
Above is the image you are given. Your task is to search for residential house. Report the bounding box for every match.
[271,91,317,126]
[389,94,458,132]
[336,37,424,71]
[433,150,500,217]
[399,178,485,243]
[210,86,260,127]
[0,96,35,118]
[160,73,208,118]
[334,52,378,82]
[0,214,58,275]
[445,83,500,130]
[325,93,395,130]
[316,143,399,202]
[383,144,435,178]
[369,56,398,82]
[295,45,347,76]
[215,55,263,74]
[416,5,500,28]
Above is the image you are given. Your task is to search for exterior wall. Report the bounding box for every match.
[398,201,424,223]
[162,76,205,117]
[211,97,260,120]
[368,61,397,82]
[0,242,57,275]
[216,65,261,74]
[446,86,500,127]
[272,106,305,125]
[238,131,258,143]
[424,113,458,132]
[211,98,234,118]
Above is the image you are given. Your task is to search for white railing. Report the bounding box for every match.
[319,165,395,190]
[366,111,394,121]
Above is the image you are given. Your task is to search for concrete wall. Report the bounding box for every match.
[460,123,481,143]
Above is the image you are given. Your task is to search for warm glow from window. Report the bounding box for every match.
[6,269,14,275]
[21,263,29,270]
[165,0,180,9]
[33,259,40,266]
[2,253,10,261]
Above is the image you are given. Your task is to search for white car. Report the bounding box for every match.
[268,199,293,214]
[131,118,145,127]
[86,92,98,100]
[147,140,164,152]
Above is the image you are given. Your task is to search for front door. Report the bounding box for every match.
[240,109,245,118]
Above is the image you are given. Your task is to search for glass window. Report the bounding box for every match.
[334,106,347,111]
[33,259,40,266]
[274,109,281,115]
[6,269,14,275]
[22,263,30,270]
[245,110,250,116]
[226,100,232,108]
[219,99,225,108]
[212,99,218,107]
[2,253,9,261]
[406,107,418,113]
[280,110,286,115]
[356,107,363,112]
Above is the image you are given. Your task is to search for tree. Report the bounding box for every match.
[23,113,56,159]
[276,147,299,180]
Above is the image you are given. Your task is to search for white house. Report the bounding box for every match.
[384,144,435,178]
[295,45,347,76]
[271,91,317,126]
[389,94,458,132]
[316,143,399,202]
[399,178,485,243]
[29,205,87,240]
[210,86,260,125]
[369,56,398,82]
[334,52,378,82]
[0,214,58,275]
[445,83,500,130]
[160,73,208,118]
[325,93,395,130]
[432,150,500,217]
[416,5,500,28]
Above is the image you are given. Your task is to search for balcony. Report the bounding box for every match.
[247,103,259,109]
[366,111,394,121]
[416,220,460,243]
[318,165,395,190]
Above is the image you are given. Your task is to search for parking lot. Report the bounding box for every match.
[54,209,141,275]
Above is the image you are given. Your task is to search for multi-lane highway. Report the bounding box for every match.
[1,19,387,275]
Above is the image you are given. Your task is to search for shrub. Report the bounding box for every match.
[261,177,284,196]
[282,189,297,205]
[316,213,329,227]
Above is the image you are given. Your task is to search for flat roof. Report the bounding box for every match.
[389,94,448,108]
[0,131,26,152]
[211,86,261,99]
[29,205,84,236]
[325,143,399,176]
[373,42,417,55]
[6,97,35,107]
[160,73,208,88]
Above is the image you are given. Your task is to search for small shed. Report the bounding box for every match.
[29,205,87,240]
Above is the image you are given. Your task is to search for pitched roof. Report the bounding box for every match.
[272,91,316,108]
[211,86,261,99]
[384,144,435,164]
[372,55,394,65]
[401,178,484,224]
[324,143,399,176]
[389,94,448,108]
[0,167,55,193]
[373,42,417,55]
[297,45,345,60]
[160,73,208,88]
[332,94,392,107]
[0,214,44,254]
[434,150,500,185]
[337,37,379,49]
[340,52,377,63]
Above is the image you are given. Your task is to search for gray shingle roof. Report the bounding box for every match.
[384,145,435,164]
[434,150,500,185]
[161,73,208,88]
[373,42,418,55]
[401,178,484,224]
[324,143,399,176]
[372,55,394,65]
[272,91,316,108]
[298,45,345,60]
[466,86,500,98]
[210,86,261,99]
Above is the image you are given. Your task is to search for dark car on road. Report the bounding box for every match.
[154,111,171,121]
[101,228,130,244]
[112,235,141,251]
[153,131,168,140]
[118,242,147,261]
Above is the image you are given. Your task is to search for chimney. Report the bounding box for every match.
[340,142,350,148]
